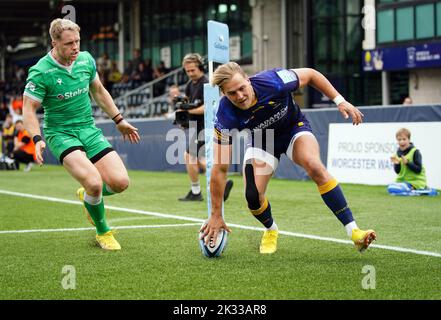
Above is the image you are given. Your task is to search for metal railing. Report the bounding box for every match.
[92,66,189,120]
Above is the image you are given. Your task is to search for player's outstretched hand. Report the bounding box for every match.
[337,101,364,125]
[35,141,46,165]
[117,120,140,143]
[200,215,232,246]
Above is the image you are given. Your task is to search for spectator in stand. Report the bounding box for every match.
[132,49,143,70]
[122,60,134,83]
[2,114,15,157]
[153,61,168,97]
[108,61,122,93]
[0,101,8,122]
[97,53,112,90]
[157,60,169,75]
[9,94,24,123]
[131,61,153,85]
[14,65,26,82]
[97,53,111,76]
[402,96,413,105]
[388,128,438,196]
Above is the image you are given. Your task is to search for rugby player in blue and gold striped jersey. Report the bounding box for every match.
[200,62,376,254]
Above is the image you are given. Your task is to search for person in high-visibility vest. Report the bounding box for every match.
[388,128,438,196]
[390,128,426,189]
[12,119,36,171]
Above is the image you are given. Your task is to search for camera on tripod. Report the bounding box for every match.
[172,95,201,128]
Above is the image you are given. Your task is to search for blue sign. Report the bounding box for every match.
[207,20,230,63]
[363,42,441,72]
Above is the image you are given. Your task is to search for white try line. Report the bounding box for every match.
[1,189,441,258]
[0,223,201,235]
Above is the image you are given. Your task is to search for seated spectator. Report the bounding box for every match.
[388,128,438,196]
[131,48,143,71]
[11,120,36,171]
[108,61,122,93]
[97,53,111,76]
[9,94,24,123]
[109,61,122,82]
[144,58,154,79]
[122,60,134,82]
[157,60,169,74]
[153,61,168,97]
[0,101,8,122]
[2,114,15,156]
[97,53,112,91]
[131,61,153,85]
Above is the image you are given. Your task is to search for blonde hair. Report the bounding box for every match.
[212,62,247,90]
[396,128,411,139]
[49,18,80,41]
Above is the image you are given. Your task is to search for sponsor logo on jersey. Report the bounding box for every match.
[45,68,57,74]
[76,60,88,66]
[63,86,89,100]
[253,106,288,130]
[57,94,65,100]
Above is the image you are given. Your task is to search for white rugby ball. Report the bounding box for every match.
[199,224,228,258]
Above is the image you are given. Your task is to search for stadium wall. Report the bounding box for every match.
[43,105,441,187]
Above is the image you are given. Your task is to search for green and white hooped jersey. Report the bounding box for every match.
[24,51,97,130]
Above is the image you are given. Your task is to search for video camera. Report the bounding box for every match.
[172,95,202,128]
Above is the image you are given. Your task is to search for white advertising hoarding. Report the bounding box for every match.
[327,122,441,189]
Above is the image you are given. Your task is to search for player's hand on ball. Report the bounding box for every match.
[337,101,364,125]
[117,120,140,143]
[35,141,46,165]
[200,215,231,246]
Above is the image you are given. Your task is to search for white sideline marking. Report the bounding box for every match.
[0,223,201,234]
[1,189,441,258]
[108,217,157,223]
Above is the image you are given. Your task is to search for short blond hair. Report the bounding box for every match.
[396,128,411,139]
[49,18,80,41]
[212,62,247,90]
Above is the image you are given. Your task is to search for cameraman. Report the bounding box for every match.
[178,53,233,201]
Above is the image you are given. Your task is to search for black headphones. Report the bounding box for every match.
[183,53,204,71]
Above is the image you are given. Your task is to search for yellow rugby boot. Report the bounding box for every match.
[260,229,279,254]
[96,230,121,251]
[352,228,377,252]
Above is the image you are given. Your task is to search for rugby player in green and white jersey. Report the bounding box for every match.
[22,18,140,251]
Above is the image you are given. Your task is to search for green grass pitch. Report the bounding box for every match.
[1,165,440,300]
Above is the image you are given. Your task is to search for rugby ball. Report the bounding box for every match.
[199,223,228,258]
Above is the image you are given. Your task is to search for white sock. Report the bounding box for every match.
[84,192,102,205]
[267,222,278,231]
[191,181,201,194]
[345,221,359,237]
